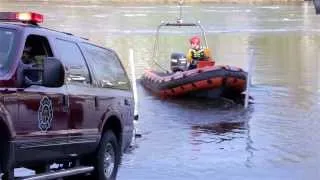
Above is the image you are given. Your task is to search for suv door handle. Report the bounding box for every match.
[95,96,99,108]
[69,75,86,82]
[62,95,69,112]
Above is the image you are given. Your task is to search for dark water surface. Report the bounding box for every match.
[1,1,320,179]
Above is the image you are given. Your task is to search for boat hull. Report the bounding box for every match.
[141,65,247,99]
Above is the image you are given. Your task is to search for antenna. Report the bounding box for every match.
[177,0,184,23]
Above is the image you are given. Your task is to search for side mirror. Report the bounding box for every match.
[16,57,64,88]
[42,57,65,87]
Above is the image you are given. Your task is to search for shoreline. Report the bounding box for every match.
[107,0,304,2]
[12,0,306,3]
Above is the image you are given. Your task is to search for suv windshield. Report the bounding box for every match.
[0,28,15,74]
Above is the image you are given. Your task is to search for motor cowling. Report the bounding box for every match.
[170,52,187,72]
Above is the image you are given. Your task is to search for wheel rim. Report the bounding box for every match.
[103,142,115,178]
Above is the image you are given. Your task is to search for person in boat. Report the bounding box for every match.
[186,36,211,69]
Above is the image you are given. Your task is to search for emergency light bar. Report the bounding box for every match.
[0,12,43,25]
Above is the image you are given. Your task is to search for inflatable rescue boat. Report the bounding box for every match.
[141,5,247,99]
[142,61,247,99]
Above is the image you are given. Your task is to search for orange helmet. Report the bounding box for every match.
[189,36,201,45]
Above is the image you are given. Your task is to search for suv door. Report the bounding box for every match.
[54,39,98,155]
[79,43,134,151]
[14,34,69,162]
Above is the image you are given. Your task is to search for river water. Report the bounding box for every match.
[1,1,320,180]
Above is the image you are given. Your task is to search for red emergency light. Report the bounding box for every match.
[0,12,43,25]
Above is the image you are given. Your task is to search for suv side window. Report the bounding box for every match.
[55,39,90,85]
[21,35,53,82]
[0,28,16,75]
[80,43,130,90]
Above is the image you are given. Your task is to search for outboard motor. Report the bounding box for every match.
[314,0,320,14]
[170,52,187,72]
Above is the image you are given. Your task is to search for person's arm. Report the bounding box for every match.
[187,49,193,63]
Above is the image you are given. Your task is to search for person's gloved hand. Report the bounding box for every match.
[204,48,212,58]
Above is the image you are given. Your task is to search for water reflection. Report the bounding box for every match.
[192,121,245,136]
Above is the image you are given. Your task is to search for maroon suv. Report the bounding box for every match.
[0,12,135,180]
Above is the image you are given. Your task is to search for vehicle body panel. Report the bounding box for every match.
[0,22,134,171]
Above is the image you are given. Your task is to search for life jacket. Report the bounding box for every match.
[190,48,205,61]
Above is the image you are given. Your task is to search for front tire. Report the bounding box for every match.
[93,130,120,180]
[0,139,12,180]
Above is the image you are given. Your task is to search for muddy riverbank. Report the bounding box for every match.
[107,0,303,3]
[108,0,304,3]
[11,0,305,4]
